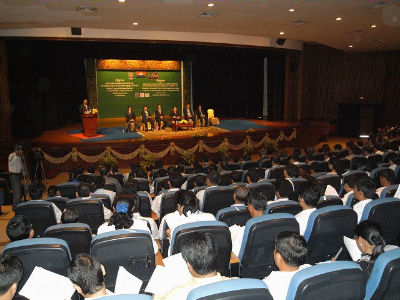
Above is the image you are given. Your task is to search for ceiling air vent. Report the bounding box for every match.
[200,12,217,18]
[76,7,98,13]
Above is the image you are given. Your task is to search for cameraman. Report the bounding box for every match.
[8,145,23,210]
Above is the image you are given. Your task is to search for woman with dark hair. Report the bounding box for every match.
[159,190,215,240]
[354,220,386,275]
[97,194,159,253]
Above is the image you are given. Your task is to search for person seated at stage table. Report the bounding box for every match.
[183,103,195,124]
[196,105,207,127]
[141,105,153,131]
[170,106,181,124]
[125,105,137,132]
[79,98,91,115]
[155,104,165,130]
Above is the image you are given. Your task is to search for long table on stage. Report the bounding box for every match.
[81,114,98,137]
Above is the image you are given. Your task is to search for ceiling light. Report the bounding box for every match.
[207,3,214,7]
[132,22,139,26]
[119,0,125,2]
[336,17,342,21]
[371,24,377,28]
[289,8,295,12]
[349,45,353,48]
[280,32,285,35]
[76,6,98,13]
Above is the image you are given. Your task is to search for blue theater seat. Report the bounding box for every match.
[203,186,234,215]
[265,200,302,215]
[216,205,251,227]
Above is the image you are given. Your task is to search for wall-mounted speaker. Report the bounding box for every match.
[276,38,286,46]
[71,27,82,36]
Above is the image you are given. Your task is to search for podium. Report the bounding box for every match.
[81,114,98,137]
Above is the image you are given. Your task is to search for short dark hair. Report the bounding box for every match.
[99,168,108,177]
[47,185,59,197]
[6,215,32,241]
[247,168,261,183]
[87,166,96,174]
[276,179,293,198]
[169,172,183,188]
[247,191,268,211]
[67,254,104,296]
[0,254,23,296]
[94,175,106,189]
[355,178,376,199]
[298,181,320,207]
[28,182,45,200]
[379,168,395,185]
[234,185,249,203]
[135,168,147,179]
[231,170,243,183]
[195,175,206,187]
[181,232,217,276]
[275,231,307,267]
[176,190,199,216]
[207,170,221,185]
[285,164,299,178]
[62,208,79,224]
[77,183,92,198]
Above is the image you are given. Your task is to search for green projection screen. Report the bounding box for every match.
[97,70,182,118]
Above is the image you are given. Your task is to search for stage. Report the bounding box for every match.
[29,118,330,178]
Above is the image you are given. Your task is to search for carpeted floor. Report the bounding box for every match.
[215,119,268,131]
[68,127,143,142]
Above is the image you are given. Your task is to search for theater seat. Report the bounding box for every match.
[286,261,367,300]
[45,196,69,211]
[169,221,231,276]
[379,184,399,198]
[370,167,391,187]
[131,178,150,193]
[97,295,153,300]
[66,199,104,234]
[159,190,178,221]
[153,176,169,196]
[360,198,400,245]
[3,237,71,293]
[57,182,80,199]
[15,201,57,237]
[316,197,343,209]
[241,161,258,170]
[365,248,400,300]
[247,182,275,201]
[238,213,299,279]
[265,201,302,215]
[304,206,357,264]
[92,194,112,210]
[202,186,234,215]
[45,223,92,258]
[186,173,207,190]
[216,206,251,227]
[187,278,273,300]
[315,174,341,193]
[137,191,152,217]
[91,230,155,292]
[266,166,285,180]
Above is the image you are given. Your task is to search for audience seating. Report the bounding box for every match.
[266,166,285,180]
[304,206,357,264]
[45,223,92,258]
[131,178,150,193]
[316,197,343,208]
[265,201,302,215]
[110,173,124,185]
[315,174,341,193]
[370,167,391,187]
[364,248,400,300]
[360,198,400,245]
[169,221,231,276]
[66,199,105,234]
[3,237,71,293]
[286,261,367,300]
[247,181,275,201]
[97,295,153,300]
[259,158,272,169]
[57,182,80,199]
[92,194,112,210]
[15,200,57,237]
[137,191,152,217]
[45,196,69,211]
[77,173,96,184]
[203,186,234,215]
[192,185,207,194]
[91,230,155,292]
[219,171,233,186]
[153,176,169,196]
[104,182,117,192]
[187,278,273,300]
[289,177,308,200]
[238,213,299,279]
[310,172,327,179]
[159,190,178,221]
[379,184,398,198]
[345,193,358,207]
[216,206,251,227]
[241,161,259,170]
[185,173,207,190]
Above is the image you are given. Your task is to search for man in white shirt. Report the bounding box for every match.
[76,183,112,220]
[232,185,249,208]
[196,170,220,210]
[353,178,375,223]
[341,172,368,205]
[246,168,263,184]
[264,157,281,179]
[295,182,320,236]
[375,168,395,197]
[99,168,121,194]
[151,172,183,217]
[8,145,24,210]
[29,182,62,224]
[267,179,292,205]
[92,176,116,204]
[0,254,23,300]
[263,231,311,300]
[155,232,229,300]
[230,191,268,256]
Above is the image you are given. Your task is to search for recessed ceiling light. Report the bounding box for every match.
[371,24,377,28]
[207,3,214,7]
[336,17,342,21]
[119,0,125,3]
[132,22,139,26]
[280,32,285,35]
[349,45,353,48]
[289,8,295,12]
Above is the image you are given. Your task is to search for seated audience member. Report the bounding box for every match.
[47,185,62,197]
[264,157,282,179]
[341,174,358,205]
[76,182,112,220]
[295,181,320,236]
[190,174,206,192]
[376,168,395,197]
[267,179,293,205]
[28,182,62,223]
[0,254,23,300]
[246,168,263,184]
[151,172,183,218]
[232,185,249,207]
[156,232,229,300]
[61,208,79,224]
[353,179,376,223]
[333,144,343,153]
[263,231,310,300]
[159,190,215,239]
[284,163,299,180]
[99,167,121,194]
[92,175,116,204]
[129,193,159,240]
[6,215,34,241]
[196,170,221,210]
[230,191,267,256]
[387,152,399,171]
[68,253,110,298]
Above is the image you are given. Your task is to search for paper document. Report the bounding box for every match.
[19,267,75,300]
[115,266,143,295]
[343,236,362,261]
[334,247,343,260]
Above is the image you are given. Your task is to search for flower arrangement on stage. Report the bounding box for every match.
[140,153,157,171]
[98,151,117,169]
[181,150,195,165]
[179,120,188,124]
[242,142,254,158]
[92,108,98,114]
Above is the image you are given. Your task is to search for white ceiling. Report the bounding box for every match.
[0,0,399,52]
